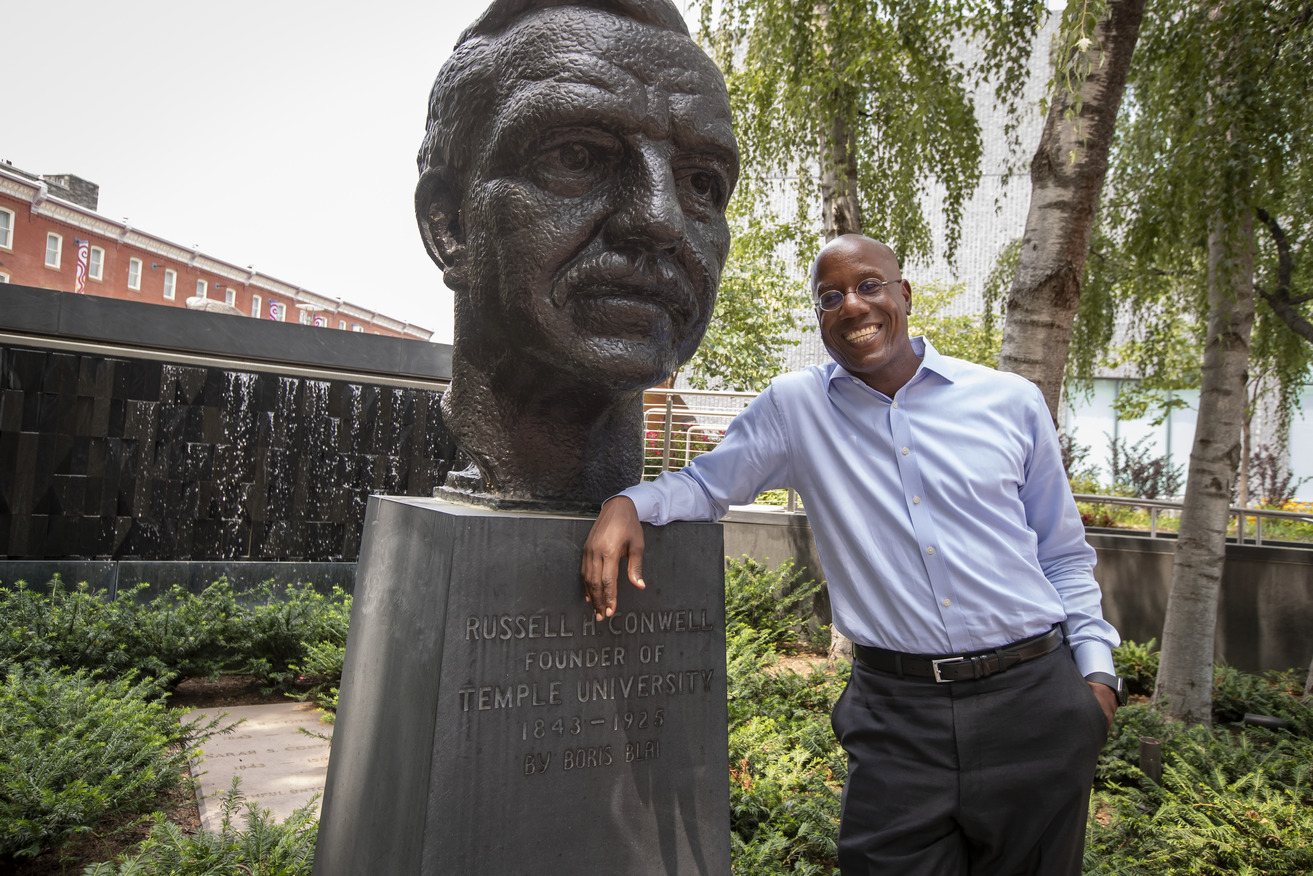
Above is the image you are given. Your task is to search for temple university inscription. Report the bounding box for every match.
[458,608,720,781]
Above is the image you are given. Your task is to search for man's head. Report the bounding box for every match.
[417,0,739,393]
[811,234,920,397]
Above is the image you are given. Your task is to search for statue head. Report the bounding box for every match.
[416,0,739,506]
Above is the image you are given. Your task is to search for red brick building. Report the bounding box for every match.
[0,162,432,340]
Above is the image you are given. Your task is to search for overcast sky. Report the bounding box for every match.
[4,0,571,344]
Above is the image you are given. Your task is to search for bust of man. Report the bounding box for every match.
[416,0,739,509]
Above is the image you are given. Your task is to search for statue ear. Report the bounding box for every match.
[415,168,468,290]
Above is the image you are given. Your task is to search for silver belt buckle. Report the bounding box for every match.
[931,656,966,682]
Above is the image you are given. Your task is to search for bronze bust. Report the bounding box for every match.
[416,0,739,509]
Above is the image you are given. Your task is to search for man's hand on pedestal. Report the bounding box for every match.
[581,496,646,621]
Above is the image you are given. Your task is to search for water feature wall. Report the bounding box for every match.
[1,285,455,567]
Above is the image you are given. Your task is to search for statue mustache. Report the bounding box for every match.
[550,250,701,323]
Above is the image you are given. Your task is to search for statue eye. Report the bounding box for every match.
[558,143,591,172]
[527,131,620,197]
[675,164,728,216]
[688,171,714,197]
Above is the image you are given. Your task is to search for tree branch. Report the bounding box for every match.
[1255,207,1313,343]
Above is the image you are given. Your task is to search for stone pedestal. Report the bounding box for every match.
[313,497,728,875]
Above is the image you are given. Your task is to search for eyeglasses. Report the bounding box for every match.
[815,277,903,312]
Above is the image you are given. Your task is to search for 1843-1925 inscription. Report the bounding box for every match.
[460,608,718,777]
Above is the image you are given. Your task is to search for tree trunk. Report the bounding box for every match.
[819,110,863,242]
[1305,652,1313,702]
[997,0,1146,420]
[1152,211,1256,726]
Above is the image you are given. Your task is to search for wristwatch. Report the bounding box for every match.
[1085,672,1128,706]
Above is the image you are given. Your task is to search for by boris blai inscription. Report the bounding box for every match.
[314,497,729,876]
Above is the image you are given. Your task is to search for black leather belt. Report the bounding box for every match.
[852,626,1063,683]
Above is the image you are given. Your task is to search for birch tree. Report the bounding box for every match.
[1094,0,1313,724]
[997,0,1146,421]
[695,0,1045,258]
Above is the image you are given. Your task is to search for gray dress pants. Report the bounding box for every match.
[831,644,1109,876]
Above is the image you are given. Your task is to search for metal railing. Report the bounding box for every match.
[1073,494,1313,547]
[642,387,754,479]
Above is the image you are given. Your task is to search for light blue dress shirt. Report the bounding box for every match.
[622,337,1119,677]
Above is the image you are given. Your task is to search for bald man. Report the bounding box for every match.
[582,235,1124,875]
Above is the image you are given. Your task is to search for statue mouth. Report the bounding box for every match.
[551,251,700,330]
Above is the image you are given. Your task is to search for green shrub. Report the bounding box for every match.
[1087,732,1313,874]
[284,638,346,717]
[1112,638,1160,696]
[0,578,352,695]
[0,579,168,684]
[1211,664,1311,728]
[726,629,844,875]
[83,781,317,875]
[725,557,825,652]
[0,665,216,860]
[1095,702,1188,788]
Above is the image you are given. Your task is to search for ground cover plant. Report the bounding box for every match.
[0,665,218,862]
[3,570,1311,873]
[0,577,348,873]
[83,782,318,876]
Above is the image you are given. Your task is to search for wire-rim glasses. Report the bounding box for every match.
[815,277,903,312]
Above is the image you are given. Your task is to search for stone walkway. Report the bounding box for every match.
[180,702,334,831]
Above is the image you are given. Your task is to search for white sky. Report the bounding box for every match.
[4,0,514,344]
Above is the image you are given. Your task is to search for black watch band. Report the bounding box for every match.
[1085,671,1128,706]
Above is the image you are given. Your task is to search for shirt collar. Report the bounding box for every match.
[823,335,962,392]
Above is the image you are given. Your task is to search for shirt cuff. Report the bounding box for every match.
[1071,641,1117,678]
[617,484,659,523]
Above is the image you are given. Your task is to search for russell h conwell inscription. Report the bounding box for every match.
[458,607,718,777]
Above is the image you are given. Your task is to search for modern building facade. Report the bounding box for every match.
[0,162,432,341]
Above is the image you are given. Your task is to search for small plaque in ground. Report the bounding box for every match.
[183,701,333,830]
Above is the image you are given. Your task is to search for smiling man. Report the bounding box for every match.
[416,0,738,507]
[582,234,1125,875]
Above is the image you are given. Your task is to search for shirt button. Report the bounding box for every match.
[892,401,899,409]
[926,546,936,556]
[851,378,861,385]
[942,598,952,607]
[913,496,921,504]
[901,446,909,455]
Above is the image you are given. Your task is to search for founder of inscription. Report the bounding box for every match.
[415,0,739,507]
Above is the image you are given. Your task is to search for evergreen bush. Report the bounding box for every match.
[0,665,216,860]
[83,781,317,876]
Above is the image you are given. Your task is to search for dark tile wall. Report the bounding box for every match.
[0,344,455,561]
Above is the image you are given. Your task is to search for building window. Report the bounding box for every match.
[88,246,104,281]
[251,294,262,317]
[300,308,312,325]
[339,319,347,330]
[0,208,13,249]
[0,271,9,283]
[163,269,176,300]
[45,233,63,268]
[225,287,236,306]
[128,257,142,290]
[352,324,363,332]
[195,279,207,299]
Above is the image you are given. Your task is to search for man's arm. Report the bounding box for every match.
[579,385,794,619]
[1019,386,1122,728]
[581,496,645,621]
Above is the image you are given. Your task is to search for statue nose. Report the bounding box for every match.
[605,147,684,254]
